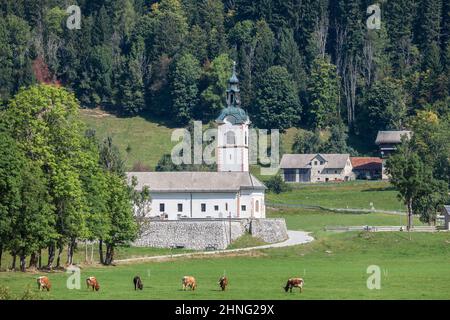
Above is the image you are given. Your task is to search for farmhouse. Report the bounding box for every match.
[128,63,266,220]
[350,157,382,180]
[375,130,412,158]
[375,130,412,179]
[280,153,355,183]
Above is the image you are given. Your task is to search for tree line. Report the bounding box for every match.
[0,0,449,152]
[0,85,146,271]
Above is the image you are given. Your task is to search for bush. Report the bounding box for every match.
[266,174,292,194]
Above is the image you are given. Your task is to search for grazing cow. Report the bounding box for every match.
[182,276,197,291]
[133,276,144,290]
[284,278,304,293]
[86,276,100,291]
[37,276,51,291]
[218,276,228,291]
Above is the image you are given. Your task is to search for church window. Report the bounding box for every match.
[241,205,246,211]
[226,131,236,145]
[159,203,165,212]
[177,203,183,212]
[225,203,228,211]
[255,201,259,213]
[314,161,318,165]
[245,132,247,145]
[201,203,206,212]
[214,205,219,211]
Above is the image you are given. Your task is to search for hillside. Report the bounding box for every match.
[79,109,177,170]
[80,109,300,171]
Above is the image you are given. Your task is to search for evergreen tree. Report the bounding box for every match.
[170,53,201,124]
[307,58,340,128]
[254,66,301,132]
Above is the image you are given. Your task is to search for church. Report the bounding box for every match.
[127,64,267,220]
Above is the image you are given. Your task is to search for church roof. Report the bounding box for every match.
[127,171,266,192]
[216,61,249,125]
[216,106,249,124]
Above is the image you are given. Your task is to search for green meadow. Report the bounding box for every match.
[1,207,448,300]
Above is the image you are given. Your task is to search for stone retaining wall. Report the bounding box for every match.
[133,218,287,250]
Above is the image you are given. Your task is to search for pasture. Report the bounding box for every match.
[266,181,405,212]
[1,208,448,300]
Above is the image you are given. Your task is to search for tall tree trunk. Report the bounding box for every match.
[38,249,42,269]
[66,238,76,266]
[11,253,17,270]
[46,243,55,269]
[99,239,104,265]
[105,244,115,265]
[56,241,63,268]
[90,243,94,264]
[407,198,413,232]
[19,251,26,272]
[29,252,38,269]
[85,240,88,263]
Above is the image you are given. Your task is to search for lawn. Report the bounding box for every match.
[79,109,177,170]
[266,180,405,212]
[1,231,449,300]
[267,207,423,236]
[1,207,446,300]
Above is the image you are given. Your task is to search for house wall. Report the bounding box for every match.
[282,158,355,183]
[147,190,266,220]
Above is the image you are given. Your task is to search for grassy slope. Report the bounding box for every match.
[79,109,176,170]
[267,181,405,212]
[79,109,299,171]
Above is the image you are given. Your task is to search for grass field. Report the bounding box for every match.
[1,207,446,300]
[1,230,449,300]
[267,181,405,212]
[79,109,177,170]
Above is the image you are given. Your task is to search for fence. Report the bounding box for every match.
[324,225,438,232]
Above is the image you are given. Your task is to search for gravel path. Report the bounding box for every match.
[115,230,314,264]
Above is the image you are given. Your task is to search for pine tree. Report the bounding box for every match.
[170,53,201,125]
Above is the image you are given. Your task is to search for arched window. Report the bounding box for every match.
[245,131,247,145]
[226,131,235,145]
[255,200,259,213]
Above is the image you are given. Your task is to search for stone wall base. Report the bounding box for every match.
[133,218,288,250]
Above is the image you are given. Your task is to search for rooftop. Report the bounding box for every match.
[350,157,382,170]
[127,171,266,192]
[375,130,412,145]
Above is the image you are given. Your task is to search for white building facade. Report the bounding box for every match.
[280,153,355,183]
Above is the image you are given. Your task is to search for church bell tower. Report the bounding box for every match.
[215,62,250,172]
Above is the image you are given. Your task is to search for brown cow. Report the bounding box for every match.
[37,276,51,291]
[86,276,100,291]
[182,276,196,291]
[218,276,228,291]
[133,276,143,290]
[284,278,304,293]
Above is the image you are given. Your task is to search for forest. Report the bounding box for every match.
[0,0,449,150]
[0,0,449,270]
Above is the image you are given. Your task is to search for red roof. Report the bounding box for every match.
[351,157,382,170]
